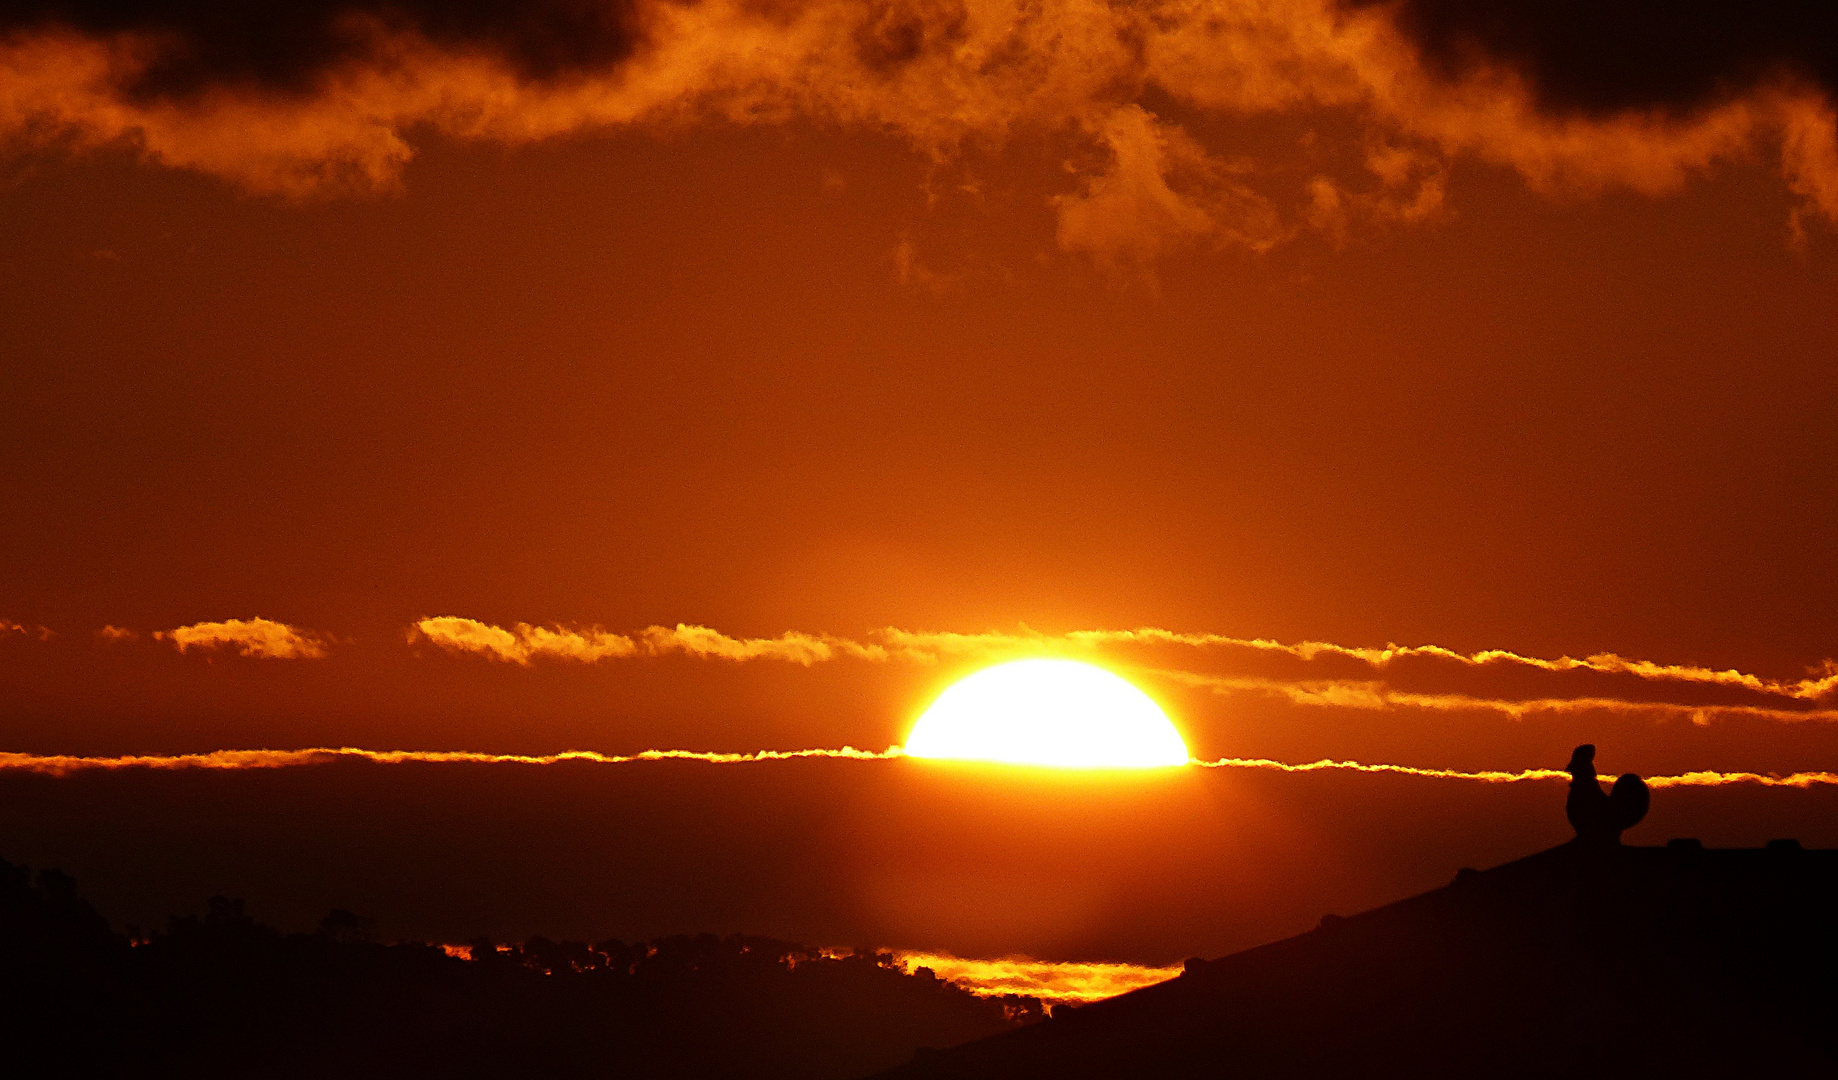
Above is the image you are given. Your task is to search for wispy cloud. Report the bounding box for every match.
[156,618,329,659]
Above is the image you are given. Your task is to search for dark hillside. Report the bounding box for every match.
[879,839,1838,1079]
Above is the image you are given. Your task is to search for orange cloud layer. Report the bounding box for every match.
[3,2,1831,260]
[156,617,329,659]
[1,745,1831,792]
[888,950,1181,1005]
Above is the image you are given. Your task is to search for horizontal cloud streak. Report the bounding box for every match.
[1,745,1831,792]
[409,617,1838,724]
[1071,629,1838,701]
[1,1,1831,259]
[410,617,875,665]
[1158,670,1838,727]
[1191,755,1838,791]
[0,745,898,777]
[639,624,859,665]
[156,617,329,659]
[1,619,53,641]
[420,618,1838,698]
[409,616,637,664]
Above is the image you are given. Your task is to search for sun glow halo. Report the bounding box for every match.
[903,659,1189,769]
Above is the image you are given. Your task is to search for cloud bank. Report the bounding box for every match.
[3,1,1833,257]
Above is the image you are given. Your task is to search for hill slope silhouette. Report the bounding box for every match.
[881,748,1836,1079]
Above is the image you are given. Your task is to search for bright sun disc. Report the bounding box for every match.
[903,659,1189,768]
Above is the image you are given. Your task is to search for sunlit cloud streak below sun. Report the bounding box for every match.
[1,746,1833,791]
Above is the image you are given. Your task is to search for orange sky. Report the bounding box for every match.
[3,0,1838,963]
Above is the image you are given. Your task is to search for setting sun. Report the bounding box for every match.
[903,659,1190,768]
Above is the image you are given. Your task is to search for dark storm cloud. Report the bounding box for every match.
[0,0,644,98]
[1371,0,1838,117]
[18,0,1833,114]
[2,1,1834,249]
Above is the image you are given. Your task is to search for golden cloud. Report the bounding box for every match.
[156,617,329,659]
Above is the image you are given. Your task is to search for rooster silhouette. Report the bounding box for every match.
[1564,744,1649,845]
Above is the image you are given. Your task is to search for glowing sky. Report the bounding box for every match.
[3,0,1838,964]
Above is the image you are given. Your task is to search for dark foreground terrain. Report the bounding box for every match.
[13,780,1834,1080]
[0,856,1030,1079]
[881,839,1838,1079]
